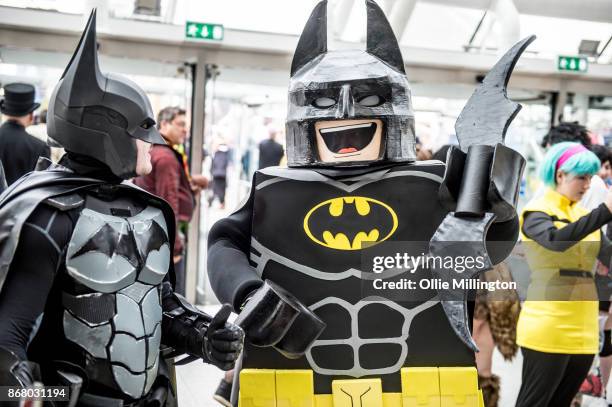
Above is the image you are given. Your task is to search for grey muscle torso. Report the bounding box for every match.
[32,195,171,400]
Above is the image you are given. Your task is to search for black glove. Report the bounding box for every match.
[162,290,244,371]
[201,304,244,370]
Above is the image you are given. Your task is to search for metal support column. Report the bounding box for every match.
[573,93,590,126]
[552,80,568,126]
[185,52,207,304]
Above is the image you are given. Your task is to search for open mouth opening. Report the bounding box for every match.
[319,122,377,155]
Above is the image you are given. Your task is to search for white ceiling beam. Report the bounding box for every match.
[3,43,612,97]
[1,6,612,95]
[421,0,612,23]
[490,0,520,55]
[388,0,417,41]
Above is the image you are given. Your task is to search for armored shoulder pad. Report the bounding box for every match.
[44,193,85,211]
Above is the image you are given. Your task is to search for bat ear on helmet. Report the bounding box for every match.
[291,0,327,77]
[365,0,405,74]
[60,9,105,105]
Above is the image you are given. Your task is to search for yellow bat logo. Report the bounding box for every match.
[303,196,398,250]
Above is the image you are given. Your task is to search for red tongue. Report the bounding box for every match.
[338,147,358,154]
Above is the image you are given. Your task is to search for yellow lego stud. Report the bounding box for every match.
[314,395,333,407]
[332,378,383,407]
[401,367,440,407]
[438,367,479,407]
[382,392,402,407]
[276,370,314,407]
[240,369,276,407]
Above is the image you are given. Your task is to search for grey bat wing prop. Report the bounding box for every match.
[456,35,536,151]
[430,35,535,351]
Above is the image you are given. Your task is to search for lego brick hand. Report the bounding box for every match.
[235,280,326,359]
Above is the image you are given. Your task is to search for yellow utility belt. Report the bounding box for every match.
[240,366,484,407]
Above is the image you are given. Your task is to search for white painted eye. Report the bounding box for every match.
[358,95,383,107]
[312,97,336,108]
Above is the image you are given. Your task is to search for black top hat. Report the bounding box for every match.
[0,83,40,116]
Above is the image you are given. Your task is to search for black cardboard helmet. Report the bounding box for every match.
[47,10,166,179]
[286,0,416,167]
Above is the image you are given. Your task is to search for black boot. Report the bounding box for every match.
[213,378,233,407]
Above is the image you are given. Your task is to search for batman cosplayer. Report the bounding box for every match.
[207,1,532,406]
[0,11,243,406]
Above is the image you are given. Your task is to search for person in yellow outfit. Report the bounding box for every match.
[516,141,612,406]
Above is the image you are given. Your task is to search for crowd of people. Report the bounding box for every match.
[0,7,609,406]
[0,10,245,404]
[0,81,284,301]
[2,72,612,404]
[2,76,612,406]
[415,123,612,406]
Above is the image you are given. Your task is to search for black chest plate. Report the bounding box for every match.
[246,163,475,393]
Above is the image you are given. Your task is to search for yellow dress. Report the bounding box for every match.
[517,189,600,354]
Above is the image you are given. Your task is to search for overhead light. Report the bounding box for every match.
[589,96,612,110]
[578,39,600,57]
[134,0,161,17]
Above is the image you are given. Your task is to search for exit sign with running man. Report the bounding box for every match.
[185,21,224,41]
[557,55,588,73]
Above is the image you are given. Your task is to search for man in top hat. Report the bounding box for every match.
[0,82,50,185]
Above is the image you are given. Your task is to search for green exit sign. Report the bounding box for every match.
[185,21,224,41]
[557,55,588,73]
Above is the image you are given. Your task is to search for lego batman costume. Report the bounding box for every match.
[0,11,243,406]
[208,1,531,405]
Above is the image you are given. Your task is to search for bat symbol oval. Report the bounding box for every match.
[303,196,398,250]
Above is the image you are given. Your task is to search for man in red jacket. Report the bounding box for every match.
[134,106,207,295]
